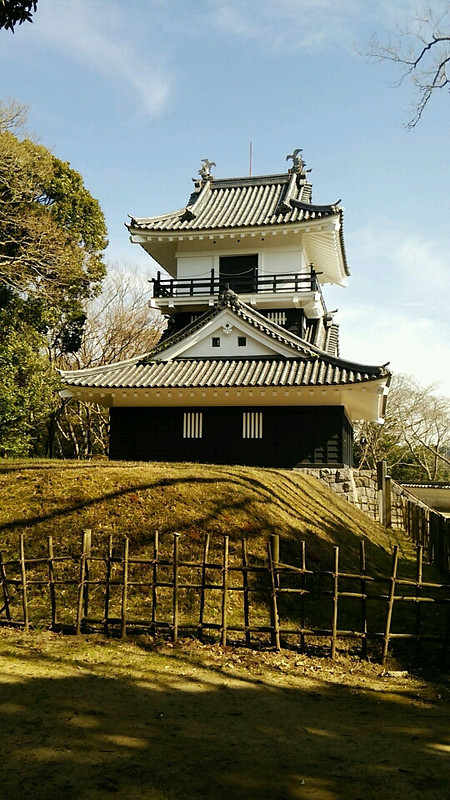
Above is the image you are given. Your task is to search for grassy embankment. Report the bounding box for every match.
[0,459,441,652]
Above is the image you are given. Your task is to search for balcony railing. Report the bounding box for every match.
[152,267,321,299]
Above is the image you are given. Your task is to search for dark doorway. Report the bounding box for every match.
[219,254,257,293]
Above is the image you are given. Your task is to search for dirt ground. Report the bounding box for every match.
[0,630,449,800]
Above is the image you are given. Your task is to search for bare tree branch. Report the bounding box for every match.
[365,2,450,127]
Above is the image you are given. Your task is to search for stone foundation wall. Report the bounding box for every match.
[298,467,406,528]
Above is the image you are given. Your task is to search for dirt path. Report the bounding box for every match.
[0,631,449,800]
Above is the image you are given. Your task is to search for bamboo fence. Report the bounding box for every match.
[1,532,450,666]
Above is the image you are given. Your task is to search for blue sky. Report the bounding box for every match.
[1,0,449,394]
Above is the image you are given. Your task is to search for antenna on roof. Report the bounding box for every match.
[249,140,253,177]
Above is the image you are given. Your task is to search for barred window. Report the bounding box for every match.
[267,311,286,326]
[183,412,203,439]
[212,337,220,347]
[242,411,263,439]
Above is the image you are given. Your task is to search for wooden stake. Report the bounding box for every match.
[47,536,57,629]
[241,538,251,647]
[82,529,91,621]
[221,536,229,647]
[121,537,129,639]
[415,545,423,659]
[76,530,90,635]
[382,546,399,665]
[103,535,113,636]
[151,531,158,636]
[299,540,306,653]
[19,534,29,631]
[173,533,180,643]
[268,535,281,651]
[331,547,339,659]
[198,534,210,641]
[0,551,11,621]
[360,540,367,660]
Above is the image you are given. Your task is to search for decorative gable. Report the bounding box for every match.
[157,307,301,361]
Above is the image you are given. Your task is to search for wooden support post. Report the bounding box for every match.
[377,460,387,525]
[172,533,180,643]
[47,536,57,630]
[82,529,91,621]
[121,537,129,639]
[442,599,450,669]
[152,531,159,636]
[385,476,392,529]
[360,540,368,660]
[221,536,229,647]
[299,540,306,653]
[103,535,113,636]
[415,545,423,660]
[19,534,29,631]
[382,546,399,666]
[331,547,339,659]
[198,534,210,641]
[268,535,281,651]
[76,530,91,635]
[241,538,251,647]
[0,551,11,621]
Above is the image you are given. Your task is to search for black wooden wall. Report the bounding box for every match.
[109,405,353,468]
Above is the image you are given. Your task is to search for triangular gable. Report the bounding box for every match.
[157,307,311,361]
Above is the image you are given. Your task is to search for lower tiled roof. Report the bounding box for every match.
[62,356,388,391]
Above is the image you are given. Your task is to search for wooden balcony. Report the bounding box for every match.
[152,266,321,298]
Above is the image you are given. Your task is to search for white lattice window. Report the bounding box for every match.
[242,412,263,439]
[183,412,203,439]
[267,311,286,326]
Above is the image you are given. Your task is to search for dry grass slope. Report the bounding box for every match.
[0,459,413,573]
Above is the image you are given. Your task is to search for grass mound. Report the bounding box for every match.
[0,459,409,572]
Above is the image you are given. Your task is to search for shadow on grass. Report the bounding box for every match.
[0,464,399,573]
[1,645,450,800]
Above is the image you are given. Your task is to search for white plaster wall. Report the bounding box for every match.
[176,255,214,280]
[260,249,306,276]
[176,247,307,282]
[184,323,279,358]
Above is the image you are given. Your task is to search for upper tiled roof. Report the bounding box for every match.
[128,171,342,234]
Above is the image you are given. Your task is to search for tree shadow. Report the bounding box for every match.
[1,645,450,800]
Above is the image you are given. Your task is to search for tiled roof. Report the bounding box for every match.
[61,292,389,392]
[146,290,319,360]
[62,356,387,391]
[128,172,341,234]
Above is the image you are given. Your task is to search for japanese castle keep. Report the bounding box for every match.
[61,151,391,468]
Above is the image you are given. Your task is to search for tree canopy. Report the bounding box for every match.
[0,107,107,347]
[0,1,38,32]
[0,99,108,456]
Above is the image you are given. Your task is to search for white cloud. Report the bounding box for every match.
[338,307,450,397]
[346,222,450,324]
[331,221,450,396]
[207,0,361,52]
[206,0,432,54]
[35,0,172,117]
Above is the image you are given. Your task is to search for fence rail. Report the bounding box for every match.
[1,532,449,666]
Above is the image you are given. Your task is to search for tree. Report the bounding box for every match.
[0,1,38,32]
[49,265,166,458]
[0,126,107,330]
[0,99,107,455]
[0,299,56,456]
[355,374,450,482]
[366,1,450,127]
